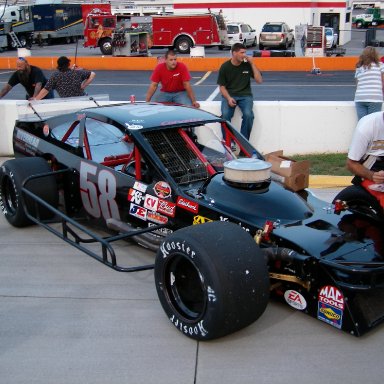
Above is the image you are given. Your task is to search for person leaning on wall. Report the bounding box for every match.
[0,57,53,100]
[354,46,384,121]
[32,56,96,100]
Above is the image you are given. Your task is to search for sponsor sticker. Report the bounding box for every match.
[193,215,213,225]
[133,181,147,193]
[157,199,176,217]
[317,285,344,329]
[129,203,147,221]
[284,290,307,310]
[176,196,199,213]
[154,181,172,199]
[144,194,159,211]
[147,211,168,224]
[128,188,144,204]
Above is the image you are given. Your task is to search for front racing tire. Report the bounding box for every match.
[154,221,270,340]
[0,157,58,227]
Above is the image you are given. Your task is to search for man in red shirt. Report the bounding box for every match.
[145,50,200,108]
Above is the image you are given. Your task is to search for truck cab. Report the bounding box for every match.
[83,11,116,55]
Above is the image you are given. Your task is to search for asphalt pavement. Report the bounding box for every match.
[0,155,383,384]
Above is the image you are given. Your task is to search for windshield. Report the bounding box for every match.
[143,123,237,185]
[262,24,282,33]
[227,25,240,34]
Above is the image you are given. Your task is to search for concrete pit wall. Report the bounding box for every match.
[0,99,359,157]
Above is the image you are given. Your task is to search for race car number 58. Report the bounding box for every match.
[80,161,120,220]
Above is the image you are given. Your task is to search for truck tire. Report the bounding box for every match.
[0,157,58,227]
[174,36,193,54]
[154,221,270,340]
[333,185,384,220]
[99,37,112,55]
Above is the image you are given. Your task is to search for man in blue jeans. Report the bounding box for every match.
[217,43,263,139]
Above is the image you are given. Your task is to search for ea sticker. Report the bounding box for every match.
[284,290,307,310]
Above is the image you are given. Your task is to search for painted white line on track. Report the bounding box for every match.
[207,86,220,101]
[194,71,212,85]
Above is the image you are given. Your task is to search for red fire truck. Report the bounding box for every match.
[83,7,228,55]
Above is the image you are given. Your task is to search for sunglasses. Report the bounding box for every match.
[18,57,27,61]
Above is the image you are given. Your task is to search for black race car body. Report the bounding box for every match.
[1,99,384,340]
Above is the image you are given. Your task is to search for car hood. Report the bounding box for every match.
[201,173,313,226]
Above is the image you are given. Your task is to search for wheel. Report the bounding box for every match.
[154,221,270,340]
[99,37,112,55]
[333,185,384,220]
[243,39,247,47]
[252,37,257,47]
[259,43,264,50]
[174,36,193,54]
[0,157,58,227]
[18,35,27,47]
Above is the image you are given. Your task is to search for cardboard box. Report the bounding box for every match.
[265,150,310,191]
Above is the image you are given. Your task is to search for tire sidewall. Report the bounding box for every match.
[155,234,224,339]
[0,162,29,226]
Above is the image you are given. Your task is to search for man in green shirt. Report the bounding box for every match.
[217,43,263,139]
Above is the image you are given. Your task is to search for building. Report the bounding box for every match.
[173,0,353,45]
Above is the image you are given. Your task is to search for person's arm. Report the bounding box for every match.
[145,81,158,102]
[32,82,43,98]
[347,158,384,183]
[245,56,263,84]
[81,71,96,90]
[183,81,200,108]
[33,88,49,100]
[219,85,237,107]
[0,84,12,99]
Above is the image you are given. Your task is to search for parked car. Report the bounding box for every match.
[226,22,257,47]
[259,22,295,50]
[325,27,338,49]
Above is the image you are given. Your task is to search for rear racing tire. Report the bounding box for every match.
[333,185,384,220]
[174,36,193,54]
[154,221,270,340]
[0,157,58,227]
[99,37,112,55]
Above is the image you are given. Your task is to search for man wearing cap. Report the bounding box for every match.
[0,57,53,100]
[34,56,96,99]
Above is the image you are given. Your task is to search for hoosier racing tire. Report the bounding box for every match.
[154,221,270,340]
[0,157,58,227]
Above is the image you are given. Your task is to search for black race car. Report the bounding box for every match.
[1,98,384,341]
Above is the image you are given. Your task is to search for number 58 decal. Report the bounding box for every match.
[80,161,120,220]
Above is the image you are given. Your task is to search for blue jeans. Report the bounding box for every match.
[355,101,382,121]
[221,95,254,139]
[156,91,191,105]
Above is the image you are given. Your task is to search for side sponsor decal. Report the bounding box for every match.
[153,181,172,199]
[317,285,344,329]
[144,194,159,211]
[284,290,307,310]
[176,196,199,213]
[157,199,176,217]
[133,181,147,193]
[193,215,213,225]
[129,203,147,221]
[128,188,144,205]
[147,211,168,224]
